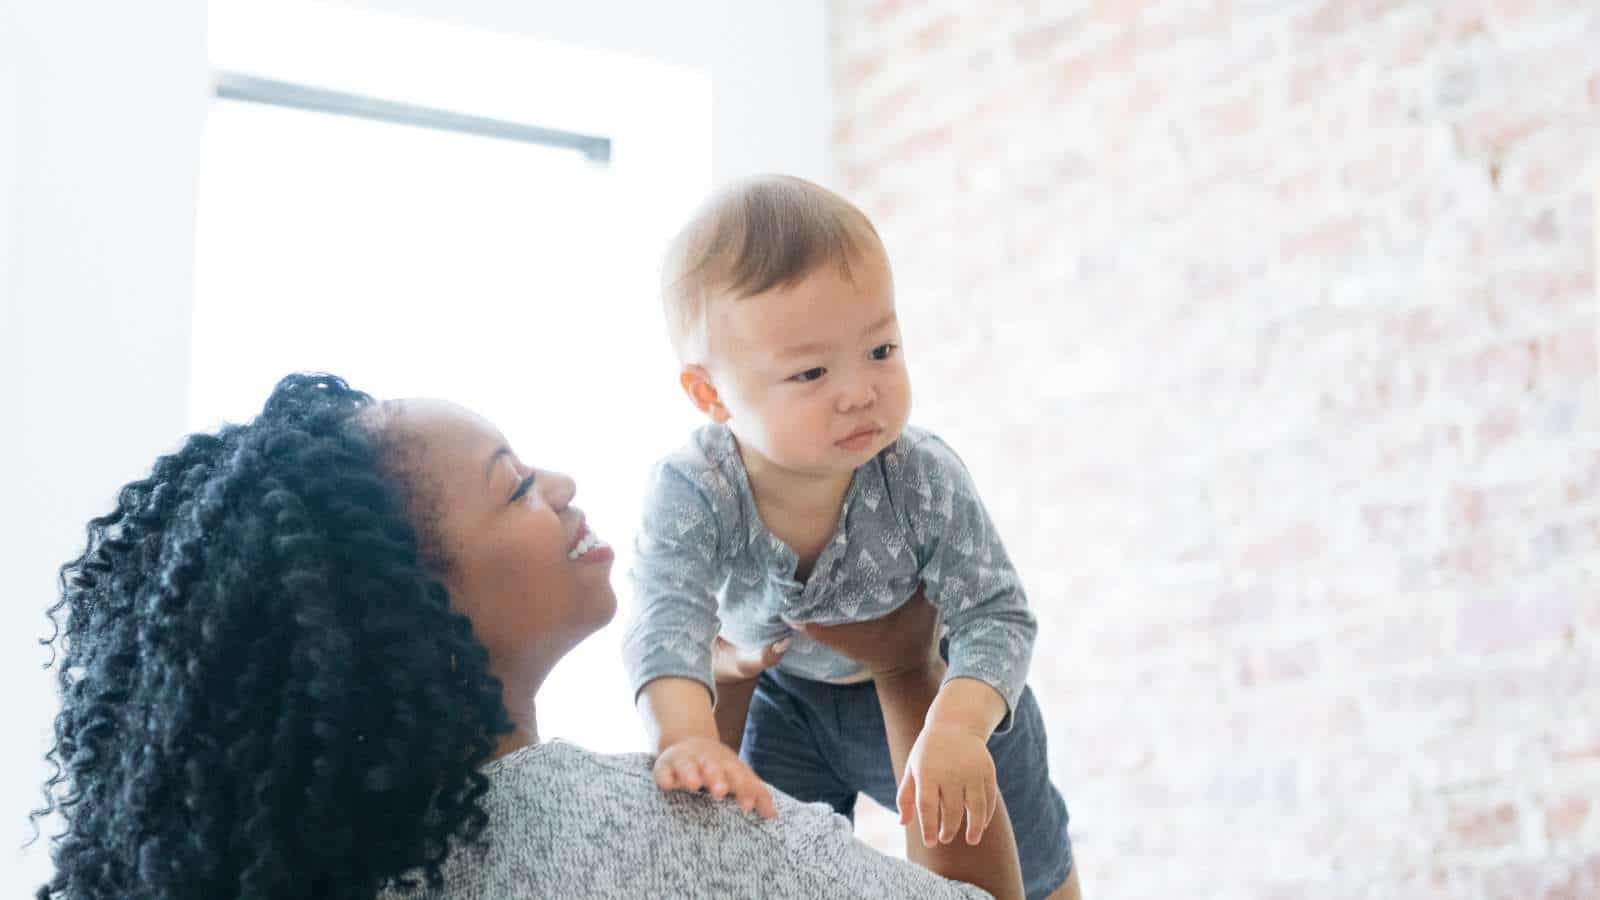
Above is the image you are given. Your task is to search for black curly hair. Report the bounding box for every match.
[32,373,514,900]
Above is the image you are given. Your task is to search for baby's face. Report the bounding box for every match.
[704,249,911,479]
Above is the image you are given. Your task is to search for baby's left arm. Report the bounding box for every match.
[901,433,1037,736]
[892,433,1041,847]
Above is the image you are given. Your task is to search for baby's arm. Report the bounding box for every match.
[623,461,776,818]
[899,434,1040,845]
[903,434,1038,728]
[798,592,1024,900]
[637,677,777,819]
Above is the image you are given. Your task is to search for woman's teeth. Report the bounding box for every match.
[568,530,607,560]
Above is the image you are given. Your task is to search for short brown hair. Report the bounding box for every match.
[661,174,883,362]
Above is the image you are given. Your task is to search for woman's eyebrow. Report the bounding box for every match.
[484,446,512,483]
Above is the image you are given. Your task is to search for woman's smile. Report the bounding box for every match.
[567,518,614,563]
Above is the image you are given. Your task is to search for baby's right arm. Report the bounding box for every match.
[638,676,777,819]
[625,460,776,818]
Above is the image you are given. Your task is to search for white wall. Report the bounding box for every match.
[2,2,210,890]
[2,1,827,892]
[2,2,21,562]
[344,0,832,183]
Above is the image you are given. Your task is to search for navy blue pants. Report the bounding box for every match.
[742,667,1073,900]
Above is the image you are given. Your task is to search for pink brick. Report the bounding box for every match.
[1475,406,1522,450]
[1286,60,1327,107]
[1049,31,1137,99]
[912,15,962,52]
[1343,139,1425,191]
[831,1,1600,892]
[1545,793,1592,843]
[1541,325,1599,380]
[1489,0,1539,23]
[864,0,907,27]
[1566,452,1600,504]
[1235,638,1320,687]
[1447,801,1520,851]
[837,52,888,94]
[1438,4,1490,40]
[1234,523,1327,570]
[1454,109,1553,159]
[1280,215,1366,261]
[1012,13,1086,64]
[1205,89,1263,139]
[1094,0,1157,26]
[1456,590,1578,654]
[1541,854,1600,900]
[1433,538,1513,585]
[1446,341,1537,393]
[1384,14,1440,69]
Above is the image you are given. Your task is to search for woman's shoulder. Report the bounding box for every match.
[483,739,656,801]
[403,739,989,899]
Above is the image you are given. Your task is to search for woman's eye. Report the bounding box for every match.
[509,473,536,504]
[870,343,899,361]
[788,367,826,383]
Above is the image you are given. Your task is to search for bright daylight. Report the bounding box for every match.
[4,1,1596,899]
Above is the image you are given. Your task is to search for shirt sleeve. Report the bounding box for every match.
[621,461,725,705]
[902,434,1037,734]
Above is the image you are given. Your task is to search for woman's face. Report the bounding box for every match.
[385,399,616,668]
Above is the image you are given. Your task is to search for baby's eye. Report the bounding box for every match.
[788,367,826,383]
[869,343,899,361]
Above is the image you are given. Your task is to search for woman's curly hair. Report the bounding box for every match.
[33,373,513,900]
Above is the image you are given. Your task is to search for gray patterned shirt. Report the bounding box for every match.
[622,424,1036,728]
[385,740,990,899]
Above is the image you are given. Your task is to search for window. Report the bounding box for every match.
[194,0,712,751]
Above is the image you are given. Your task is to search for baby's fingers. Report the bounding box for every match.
[672,756,706,792]
[700,757,731,799]
[917,783,942,848]
[720,761,775,819]
[964,784,990,845]
[653,758,677,791]
[938,787,963,845]
[738,772,778,820]
[896,774,916,827]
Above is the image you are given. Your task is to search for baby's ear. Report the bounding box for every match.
[679,366,730,423]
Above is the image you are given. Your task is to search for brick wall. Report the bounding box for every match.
[831,1,1598,896]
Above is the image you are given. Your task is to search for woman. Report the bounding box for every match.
[34,373,1023,899]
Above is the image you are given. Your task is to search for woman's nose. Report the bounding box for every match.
[539,470,577,510]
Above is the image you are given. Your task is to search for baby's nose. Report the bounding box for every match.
[839,382,875,411]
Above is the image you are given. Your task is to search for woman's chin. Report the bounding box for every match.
[586,584,619,630]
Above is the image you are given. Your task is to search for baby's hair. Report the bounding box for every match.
[661,174,884,362]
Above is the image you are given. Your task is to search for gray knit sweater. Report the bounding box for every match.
[385,739,990,899]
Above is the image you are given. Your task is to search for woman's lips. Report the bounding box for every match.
[567,520,613,563]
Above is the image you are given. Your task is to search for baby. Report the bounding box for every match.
[623,175,1074,899]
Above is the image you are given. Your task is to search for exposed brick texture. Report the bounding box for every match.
[831,1,1599,896]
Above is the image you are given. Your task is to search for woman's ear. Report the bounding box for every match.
[679,365,731,423]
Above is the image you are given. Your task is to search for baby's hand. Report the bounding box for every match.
[654,736,778,820]
[898,724,999,848]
